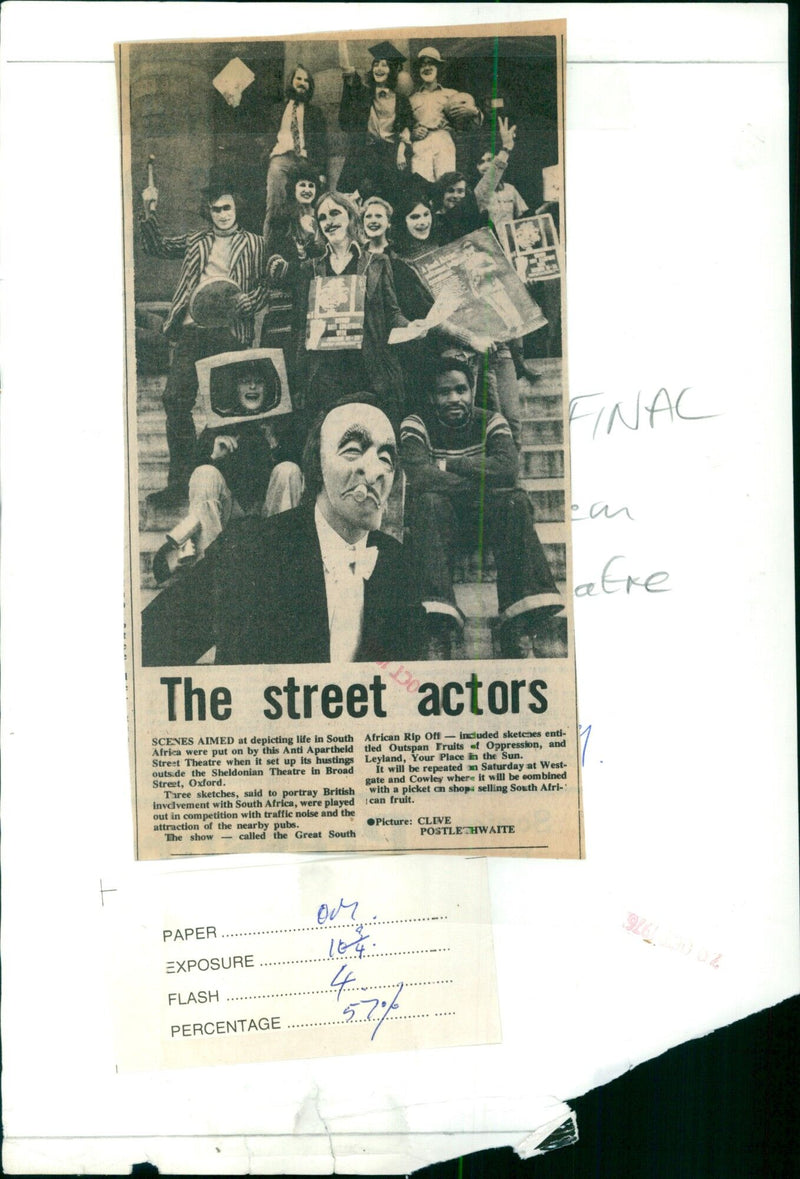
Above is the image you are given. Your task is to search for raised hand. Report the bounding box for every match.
[211,435,238,461]
[142,184,159,214]
[498,115,517,153]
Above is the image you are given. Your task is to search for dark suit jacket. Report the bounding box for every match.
[214,503,420,664]
[141,501,420,667]
[265,99,328,177]
[337,74,413,193]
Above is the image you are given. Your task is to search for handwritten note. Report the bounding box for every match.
[105,857,500,1070]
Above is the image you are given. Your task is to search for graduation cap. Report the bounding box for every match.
[368,40,405,63]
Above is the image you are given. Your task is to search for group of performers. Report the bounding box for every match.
[137,41,564,663]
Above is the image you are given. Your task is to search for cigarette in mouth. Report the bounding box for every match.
[352,485,369,504]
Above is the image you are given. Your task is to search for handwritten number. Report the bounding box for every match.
[330,964,356,1000]
[579,723,592,767]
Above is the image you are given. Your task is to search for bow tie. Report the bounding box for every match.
[376,88,391,98]
[327,546,379,583]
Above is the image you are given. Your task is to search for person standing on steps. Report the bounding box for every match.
[262,64,328,244]
[139,168,287,510]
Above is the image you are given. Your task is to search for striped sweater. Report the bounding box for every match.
[139,214,272,344]
[400,406,518,496]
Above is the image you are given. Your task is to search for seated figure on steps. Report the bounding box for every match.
[152,352,302,583]
[399,355,563,660]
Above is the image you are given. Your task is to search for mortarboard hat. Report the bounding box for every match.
[368,40,406,63]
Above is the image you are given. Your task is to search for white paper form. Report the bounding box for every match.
[1,3,796,1175]
[107,857,500,1070]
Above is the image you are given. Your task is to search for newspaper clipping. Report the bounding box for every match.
[119,19,582,860]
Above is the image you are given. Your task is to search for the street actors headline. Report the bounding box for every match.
[159,673,551,722]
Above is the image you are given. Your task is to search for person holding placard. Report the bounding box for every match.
[139,169,286,509]
[289,192,433,427]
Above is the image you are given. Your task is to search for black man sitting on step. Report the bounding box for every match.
[400,356,562,660]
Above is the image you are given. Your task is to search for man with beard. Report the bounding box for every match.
[400,357,562,660]
[263,64,328,241]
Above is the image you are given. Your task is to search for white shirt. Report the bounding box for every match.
[367,89,397,143]
[314,504,376,663]
[271,99,306,158]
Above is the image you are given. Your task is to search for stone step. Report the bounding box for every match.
[519,391,563,418]
[454,581,568,659]
[139,435,169,461]
[137,409,171,435]
[520,418,563,447]
[453,537,566,584]
[526,487,565,523]
[138,493,189,532]
[137,460,174,494]
[522,447,565,480]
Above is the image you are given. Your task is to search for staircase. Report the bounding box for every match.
[134,348,568,660]
[453,356,568,660]
[136,372,183,610]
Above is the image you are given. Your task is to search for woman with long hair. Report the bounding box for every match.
[389,187,439,262]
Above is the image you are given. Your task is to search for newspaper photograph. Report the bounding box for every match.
[501,212,562,283]
[119,19,582,860]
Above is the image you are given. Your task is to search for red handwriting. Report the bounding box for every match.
[375,661,421,695]
[623,912,723,969]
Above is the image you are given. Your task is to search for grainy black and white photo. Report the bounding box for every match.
[120,20,583,861]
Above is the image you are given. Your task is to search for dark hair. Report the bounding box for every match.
[289,160,319,188]
[388,187,436,258]
[367,57,401,94]
[438,171,467,193]
[200,188,247,225]
[433,356,474,388]
[285,64,315,101]
[301,393,384,498]
[209,357,282,416]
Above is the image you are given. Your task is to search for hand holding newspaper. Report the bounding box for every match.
[387,288,463,343]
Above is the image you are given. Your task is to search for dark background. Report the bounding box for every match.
[124,996,799,1179]
[127,36,559,300]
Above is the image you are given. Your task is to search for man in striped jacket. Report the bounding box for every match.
[400,356,562,659]
[140,171,286,509]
